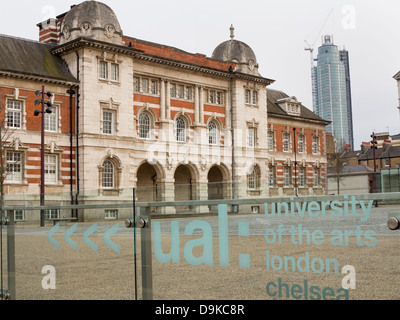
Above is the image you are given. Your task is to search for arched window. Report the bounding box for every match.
[247,165,260,190]
[139,113,151,139]
[176,117,186,142]
[208,121,218,145]
[102,160,115,188]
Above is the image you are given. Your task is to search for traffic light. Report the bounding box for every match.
[370,134,377,150]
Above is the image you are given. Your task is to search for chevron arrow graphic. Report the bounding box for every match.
[83,224,98,252]
[65,223,78,251]
[104,223,120,254]
[47,223,60,250]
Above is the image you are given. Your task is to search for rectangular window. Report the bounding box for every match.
[186,86,192,100]
[209,90,215,104]
[299,167,305,187]
[312,136,319,154]
[105,210,118,220]
[45,209,59,220]
[248,170,256,190]
[111,63,119,82]
[252,91,258,105]
[267,131,274,151]
[150,80,158,95]
[142,78,149,93]
[284,166,291,187]
[283,132,290,152]
[7,100,22,129]
[216,91,223,105]
[245,89,251,104]
[7,210,24,222]
[133,77,140,92]
[103,111,113,135]
[44,154,58,184]
[314,167,320,187]
[170,84,176,98]
[44,106,58,132]
[177,85,184,99]
[298,135,304,153]
[268,165,276,187]
[248,128,255,148]
[99,61,107,80]
[6,152,22,183]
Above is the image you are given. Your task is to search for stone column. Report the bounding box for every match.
[160,79,166,120]
[199,86,204,125]
[166,81,171,120]
[194,85,200,125]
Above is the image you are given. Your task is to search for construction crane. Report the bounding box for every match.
[304,43,317,113]
[304,8,334,113]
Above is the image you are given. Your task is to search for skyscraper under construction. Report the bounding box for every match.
[313,35,354,151]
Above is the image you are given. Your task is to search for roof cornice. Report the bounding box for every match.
[0,70,78,86]
[52,37,274,84]
[52,37,144,57]
[267,112,331,126]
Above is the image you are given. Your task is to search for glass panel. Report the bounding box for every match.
[1,182,400,301]
[2,189,138,300]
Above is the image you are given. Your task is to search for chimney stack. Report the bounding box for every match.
[37,18,59,44]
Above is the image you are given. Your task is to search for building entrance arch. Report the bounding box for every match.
[207,165,229,211]
[136,162,161,205]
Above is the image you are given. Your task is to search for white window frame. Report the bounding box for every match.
[245,89,258,106]
[111,63,119,82]
[283,166,291,187]
[267,131,274,151]
[103,111,114,135]
[299,167,305,187]
[102,160,115,189]
[6,100,22,129]
[5,151,22,183]
[45,209,59,220]
[99,61,108,80]
[208,121,219,145]
[44,106,58,133]
[176,117,186,142]
[312,136,319,154]
[105,209,118,220]
[44,154,58,185]
[142,78,149,94]
[268,165,276,187]
[139,113,151,139]
[283,132,290,152]
[248,128,255,148]
[248,166,259,190]
[298,134,304,153]
[245,89,251,104]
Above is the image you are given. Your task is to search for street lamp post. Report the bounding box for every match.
[34,86,53,227]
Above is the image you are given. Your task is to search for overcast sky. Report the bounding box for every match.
[1,0,399,148]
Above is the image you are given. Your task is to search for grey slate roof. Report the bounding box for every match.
[0,34,77,83]
[267,89,330,124]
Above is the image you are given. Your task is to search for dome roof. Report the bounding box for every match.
[212,26,260,76]
[60,1,123,45]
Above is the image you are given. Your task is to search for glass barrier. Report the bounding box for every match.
[1,189,138,300]
[1,181,399,301]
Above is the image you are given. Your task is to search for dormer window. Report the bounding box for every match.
[277,97,302,116]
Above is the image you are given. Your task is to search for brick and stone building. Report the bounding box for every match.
[0,1,329,222]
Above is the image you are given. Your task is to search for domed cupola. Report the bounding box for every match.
[212,25,261,76]
[60,1,123,45]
